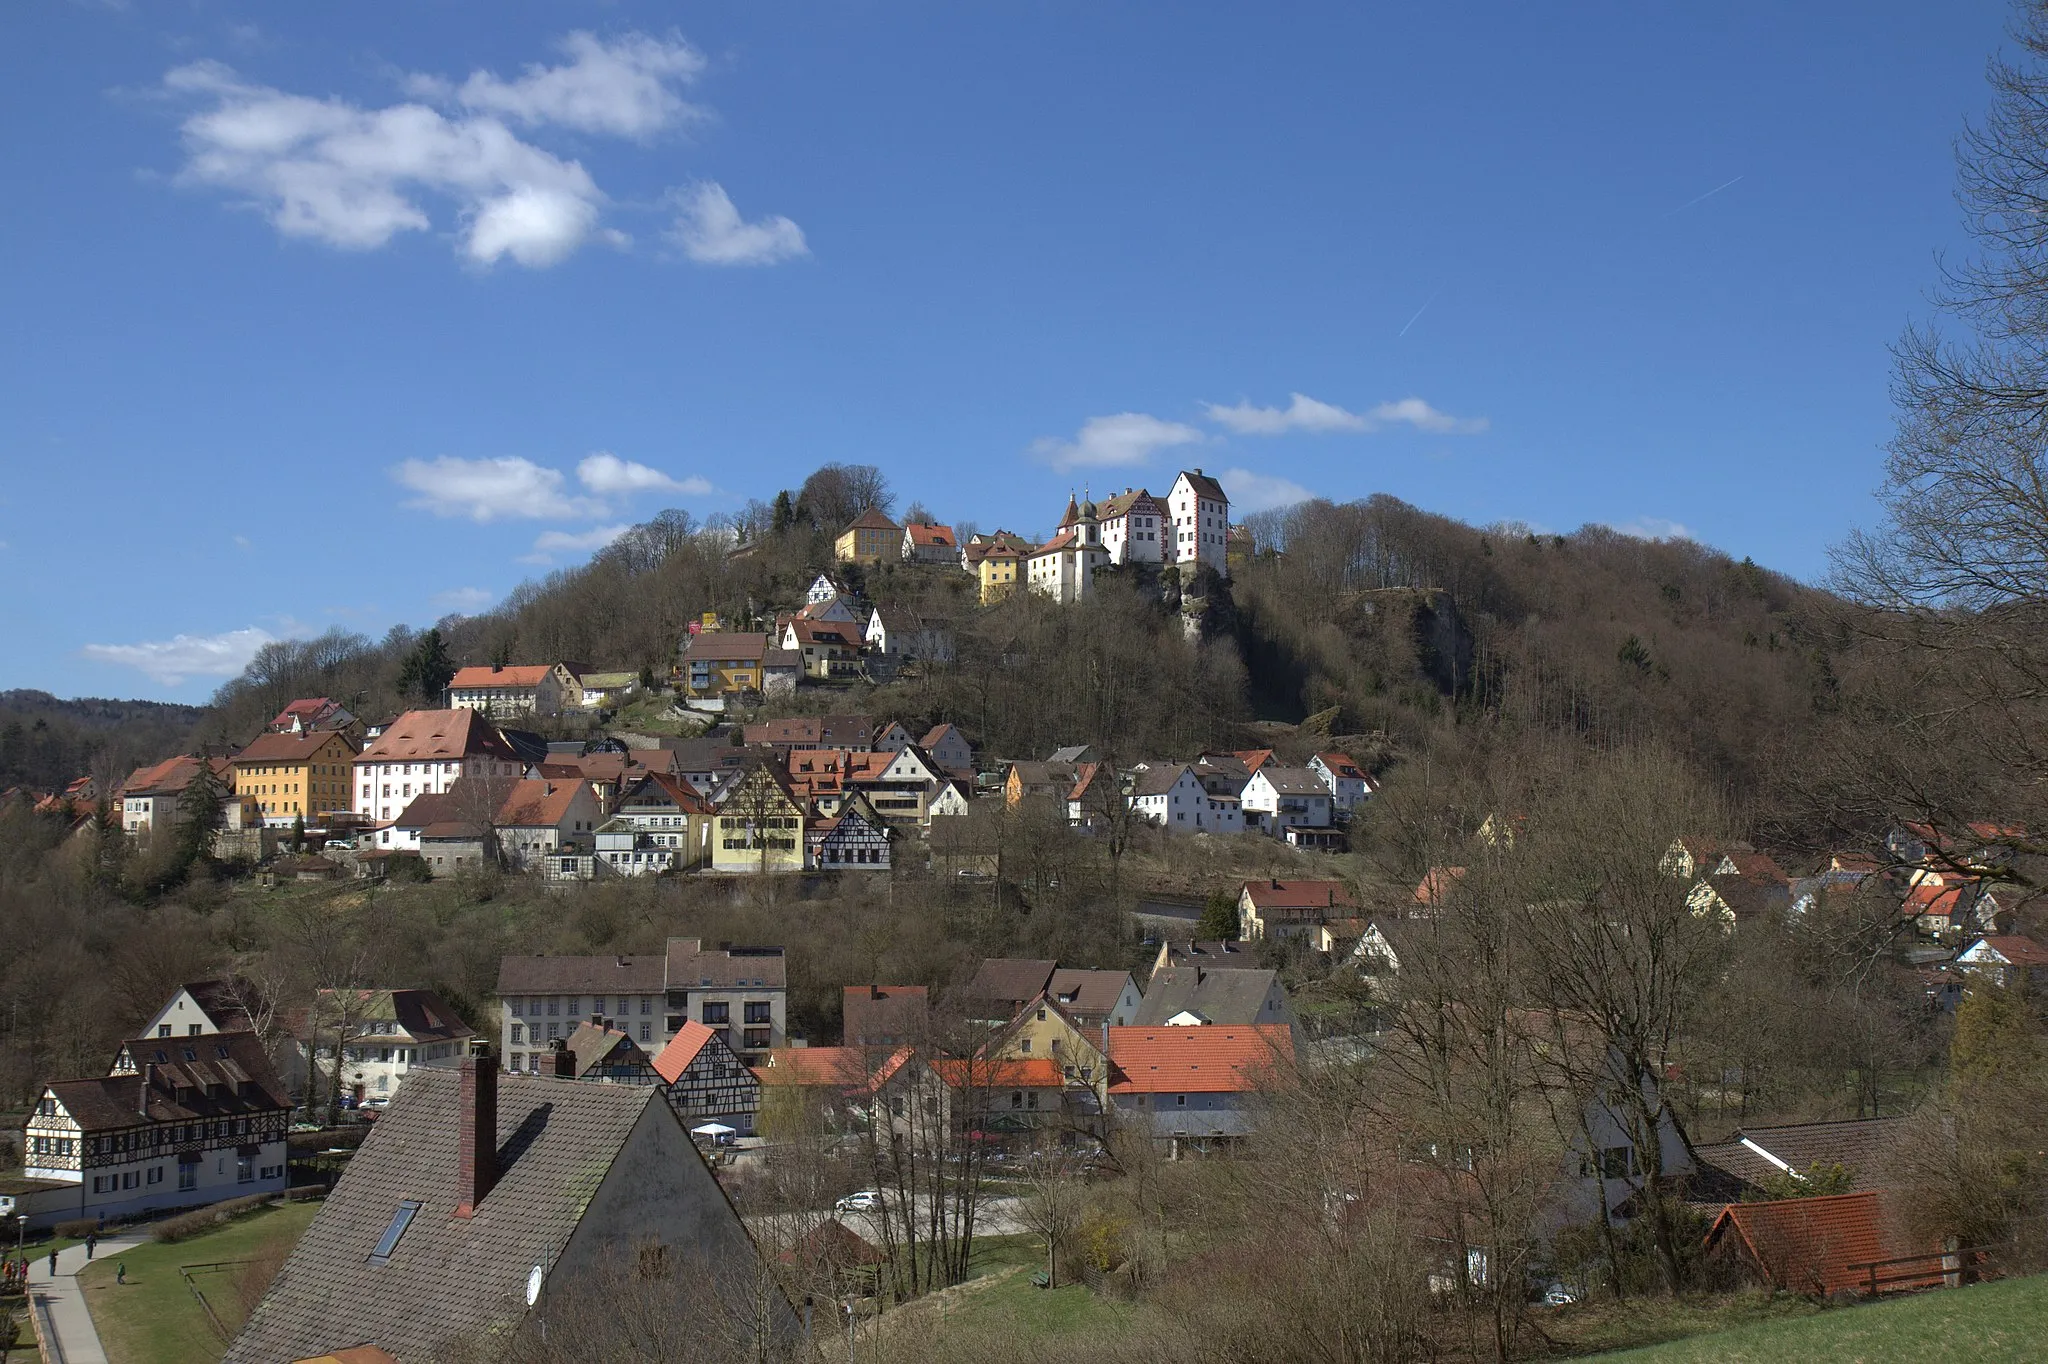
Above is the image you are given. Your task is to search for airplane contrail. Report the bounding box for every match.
[1398,292,1438,338]
[1672,174,1743,214]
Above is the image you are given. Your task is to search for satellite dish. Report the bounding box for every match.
[525,1264,544,1306]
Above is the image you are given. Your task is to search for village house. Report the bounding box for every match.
[919,722,974,775]
[965,958,1061,1025]
[836,507,902,563]
[229,730,360,828]
[901,520,960,564]
[494,938,788,1073]
[220,1046,781,1363]
[1167,468,1232,576]
[300,987,474,1106]
[267,696,362,739]
[493,777,603,870]
[677,632,774,698]
[652,1020,762,1135]
[554,1020,662,1083]
[1134,965,1296,1030]
[781,618,865,680]
[139,979,261,1039]
[1237,877,1360,941]
[1130,762,1241,833]
[1691,1116,1911,1200]
[976,539,1025,603]
[1703,1191,1950,1297]
[353,709,521,832]
[712,765,809,874]
[1308,752,1376,812]
[929,1056,1072,1152]
[1106,1024,1291,1155]
[978,993,1114,1116]
[446,663,575,717]
[117,754,235,835]
[572,669,640,709]
[808,795,894,870]
[866,605,956,663]
[1955,934,2048,989]
[1146,937,1258,982]
[1006,759,1078,805]
[20,1030,292,1230]
[579,771,714,877]
[1413,865,1468,912]
[1240,765,1334,837]
[744,714,878,752]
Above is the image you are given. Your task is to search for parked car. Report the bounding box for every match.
[834,1191,885,1213]
[1542,1282,1580,1307]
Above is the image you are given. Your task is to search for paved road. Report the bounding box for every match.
[25,1234,148,1364]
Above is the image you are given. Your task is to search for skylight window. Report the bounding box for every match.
[368,1200,422,1265]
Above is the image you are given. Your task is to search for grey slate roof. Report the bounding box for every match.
[496,952,666,997]
[224,1069,657,1363]
[1256,766,1331,796]
[665,939,787,990]
[1693,1116,1912,1195]
[1133,966,1286,1027]
[967,958,1058,1011]
[1046,969,1132,1023]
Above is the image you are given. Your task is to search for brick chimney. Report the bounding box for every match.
[454,1042,499,1219]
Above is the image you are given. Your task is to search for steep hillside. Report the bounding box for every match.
[0,689,208,791]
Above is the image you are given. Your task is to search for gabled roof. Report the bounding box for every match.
[1130,764,1195,798]
[496,951,667,996]
[843,507,901,533]
[1095,488,1163,520]
[682,632,769,663]
[967,958,1058,1008]
[1241,878,1356,912]
[1413,866,1468,904]
[564,1021,645,1075]
[494,778,587,829]
[1132,967,1285,1027]
[1963,934,2048,967]
[1174,468,1228,503]
[171,978,263,1034]
[665,938,787,990]
[743,716,874,749]
[1251,765,1329,796]
[753,1046,876,1089]
[59,1032,290,1131]
[1692,1116,1911,1194]
[651,1021,732,1083]
[1046,969,1132,1020]
[842,985,929,1046]
[903,522,957,548]
[1233,749,1276,774]
[357,710,516,764]
[221,1068,709,1364]
[1704,1190,1938,1297]
[448,665,556,690]
[1312,752,1369,782]
[233,730,356,765]
[120,754,229,798]
[930,1057,1063,1090]
[1106,1024,1292,1093]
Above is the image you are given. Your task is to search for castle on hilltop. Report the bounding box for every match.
[1023,469,1231,604]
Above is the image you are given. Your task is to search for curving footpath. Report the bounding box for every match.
[25,1235,148,1364]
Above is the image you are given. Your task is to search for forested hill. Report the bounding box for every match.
[0,690,209,792]
[17,480,1851,817]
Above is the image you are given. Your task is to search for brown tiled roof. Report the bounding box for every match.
[844,507,900,533]
[1130,764,1194,798]
[356,710,515,764]
[564,1022,644,1075]
[496,952,667,996]
[60,1032,290,1131]
[233,731,354,765]
[1313,752,1368,781]
[494,778,584,829]
[967,958,1057,1008]
[1255,766,1330,796]
[1692,1116,1911,1194]
[842,985,929,1047]
[1971,933,2048,966]
[682,632,770,663]
[744,716,874,749]
[1095,489,1163,520]
[1241,878,1356,912]
[1046,969,1131,1022]
[119,754,221,798]
[665,938,787,990]
[1704,1190,1939,1296]
[221,1068,737,1364]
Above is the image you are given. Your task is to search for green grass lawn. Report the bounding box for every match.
[874,1233,1136,1347]
[1588,1273,2048,1362]
[78,1200,319,1364]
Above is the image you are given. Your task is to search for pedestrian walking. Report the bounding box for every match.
[48,1249,57,1276]
[117,1262,127,1285]
[85,1231,97,1261]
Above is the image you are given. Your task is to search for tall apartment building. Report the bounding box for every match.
[352,709,522,834]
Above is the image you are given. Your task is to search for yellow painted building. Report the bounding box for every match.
[229,729,359,828]
[712,767,810,874]
[834,508,902,564]
[978,544,1022,603]
[985,994,1112,1108]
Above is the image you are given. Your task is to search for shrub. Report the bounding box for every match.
[54,1218,100,1240]
[153,1194,276,1243]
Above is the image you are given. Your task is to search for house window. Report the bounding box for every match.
[1176,1094,1187,1107]
[744,1027,770,1050]
[178,1164,197,1191]
[147,1166,163,1185]
[640,1022,652,1043]
[744,1001,772,1025]
[158,1025,171,1038]
[703,1002,729,1025]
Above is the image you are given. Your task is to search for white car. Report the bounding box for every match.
[834,1191,885,1213]
[1542,1282,1580,1307]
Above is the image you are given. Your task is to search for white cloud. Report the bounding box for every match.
[1032,412,1204,471]
[1219,468,1314,513]
[1203,393,1369,435]
[163,33,717,269]
[1367,397,1489,435]
[1609,517,1695,542]
[669,182,809,266]
[577,451,712,497]
[520,524,632,564]
[431,31,706,138]
[392,456,606,522]
[82,626,276,687]
[432,586,497,612]
[1201,392,1488,437]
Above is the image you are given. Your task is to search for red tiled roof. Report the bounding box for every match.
[1705,1191,1939,1296]
[904,522,957,548]
[1314,752,1368,781]
[1106,1025,1293,1094]
[1971,934,2048,967]
[650,1021,719,1084]
[930,1057,1063,1090]
[1241,878,1356,911]
[1233,749,1276,773]
[494,778,584,828]
[1414,866,1468,904]
[753,1047,875,1088]
[449,665,555,689]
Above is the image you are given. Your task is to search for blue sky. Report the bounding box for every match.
[0,0,2012,700]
